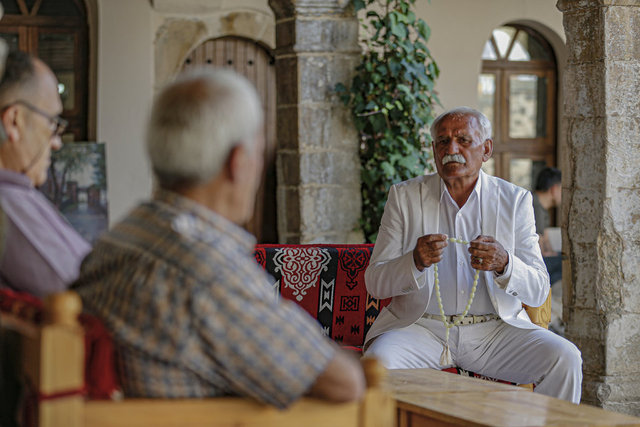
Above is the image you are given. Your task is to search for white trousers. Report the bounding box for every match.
[364,318,583,403]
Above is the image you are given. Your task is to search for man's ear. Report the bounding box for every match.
[0,106,21,143]
[482,138,493,161]
[225,145,245,183]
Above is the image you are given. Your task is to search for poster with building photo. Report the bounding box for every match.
[39,142,108,244]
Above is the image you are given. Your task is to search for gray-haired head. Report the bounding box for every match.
[430,107,492,143]
[146,68,263,190]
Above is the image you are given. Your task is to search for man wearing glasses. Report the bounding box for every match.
[0,50,90,298]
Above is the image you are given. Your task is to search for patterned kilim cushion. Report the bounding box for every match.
[254,244,390,347]
[254,244,524,387]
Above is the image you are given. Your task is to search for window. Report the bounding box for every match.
[0,0,88,142]
[477,25,557,190]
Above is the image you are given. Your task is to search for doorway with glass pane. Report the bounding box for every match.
[477,24,557,191]
[0,0,88,142]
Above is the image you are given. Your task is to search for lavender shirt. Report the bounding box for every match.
[0,169,91,298]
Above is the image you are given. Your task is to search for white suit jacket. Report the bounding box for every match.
[364,170,550,347]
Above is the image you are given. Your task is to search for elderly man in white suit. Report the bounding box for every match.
[363,107,582,403]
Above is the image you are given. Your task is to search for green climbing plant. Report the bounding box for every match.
[336,0,439,242]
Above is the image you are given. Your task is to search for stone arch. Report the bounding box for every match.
[154,10,275,87]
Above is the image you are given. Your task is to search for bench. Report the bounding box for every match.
[254,243,551,385]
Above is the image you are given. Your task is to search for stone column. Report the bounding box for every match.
[558,0,640,414]
[269,0,363,243]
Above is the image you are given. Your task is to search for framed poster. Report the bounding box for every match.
[39,142,108,243]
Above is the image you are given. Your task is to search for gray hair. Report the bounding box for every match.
[430,107,492,142]
[146,68,263,189]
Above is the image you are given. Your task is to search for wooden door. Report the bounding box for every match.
[182,37,277,243]
[0,0,89,142]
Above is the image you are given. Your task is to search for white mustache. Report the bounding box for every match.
[442,154,466,165]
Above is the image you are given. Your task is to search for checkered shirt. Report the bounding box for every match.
[73,190,336,408]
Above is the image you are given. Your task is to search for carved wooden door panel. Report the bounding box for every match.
[182,37,277,243]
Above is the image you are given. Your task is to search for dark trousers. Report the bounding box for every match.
[544,255,562,285]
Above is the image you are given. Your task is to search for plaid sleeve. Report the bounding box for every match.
[192,268,336,409]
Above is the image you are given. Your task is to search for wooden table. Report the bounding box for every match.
[388,369,640,427]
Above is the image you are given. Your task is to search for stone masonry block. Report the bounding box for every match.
[565,307,606,376]
[606,117,640,189]
[594,231,625,312]
[292,18,359,53]
[300,55,331,103]
[605,61,640,117]
[568,188,602,243]
[299,151,359,186]
[570,242,598,309]
[276,151,300,186]
[620,245,640,311]
[562,7,604,64]
[277,186,301,239]
[300,230,364,244]
[275,56,298,105]
[270,0,356,19]
[568,117,606,190]
[298,105,358,151]
[299,55,360,103]
[563,64,606,118]
[608,189,640,238]
[604,5,640,61]
[275,19,295,51]
[277,106,299,150]
[299,185,361,235]
[557,0,606,12]
[605,313,640,375]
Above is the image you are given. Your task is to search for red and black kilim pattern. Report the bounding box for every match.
[254,244,390,347]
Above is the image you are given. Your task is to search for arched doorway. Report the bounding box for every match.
[182,37,277,243]
[477,24,557,191]
[0,0,89,142]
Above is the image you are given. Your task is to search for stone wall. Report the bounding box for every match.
[152,6,275,88]
[270,0,363,243]
[558,0,640,414]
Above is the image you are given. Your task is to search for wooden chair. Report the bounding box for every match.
[524,293,552,329]
[3,291,395,427]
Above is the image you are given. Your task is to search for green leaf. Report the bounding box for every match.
[353,0,367,12]
[381,161,395,177]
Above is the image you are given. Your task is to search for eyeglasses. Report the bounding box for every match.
[5,100,68,137]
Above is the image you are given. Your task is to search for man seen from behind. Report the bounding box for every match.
[72,68,365,407]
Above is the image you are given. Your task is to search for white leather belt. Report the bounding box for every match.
[422,313,500,326]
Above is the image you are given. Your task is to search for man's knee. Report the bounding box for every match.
[363,336,400,369]
[364,331,434,369]
[550,335,582,374]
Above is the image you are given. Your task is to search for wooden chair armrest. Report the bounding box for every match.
[523,292,552,329]
[15,291,395,427]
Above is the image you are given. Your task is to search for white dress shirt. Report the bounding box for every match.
[422,178,494,315]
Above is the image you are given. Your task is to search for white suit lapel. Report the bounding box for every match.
[421,174,441,237]
[480,170,501,293]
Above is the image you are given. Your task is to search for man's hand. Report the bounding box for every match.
[468,235,509,274]
[413,234,448,271]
